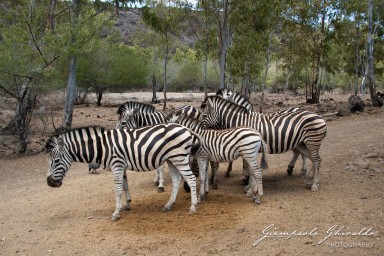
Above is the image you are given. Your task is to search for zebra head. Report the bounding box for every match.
[216,88,234,100]
[116,108,140,129]
[200,97,221,129]
[46,136,72,188]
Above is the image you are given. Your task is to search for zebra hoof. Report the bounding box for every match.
[189,206,196,214]
[111,215,120,221]
[124,205,131,211]
[287,166,294,176]
[211,184,218,190]
[224,172,230,177]
[306,184,312,190]
[311,184,320,192]
[245,192,253,198]
[162,206,172,211]
[157,187,165,193]
[198,195,205,204]
[154,181,160,186]
[254,198,261,205]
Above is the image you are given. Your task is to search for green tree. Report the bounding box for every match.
[141,1,186,110]
[0,0,64,153]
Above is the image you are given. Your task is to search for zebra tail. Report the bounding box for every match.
[260,139,269,170]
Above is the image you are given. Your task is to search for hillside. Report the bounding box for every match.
[113,8,197,47]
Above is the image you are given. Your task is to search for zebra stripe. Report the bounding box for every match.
[169,113,268,204]
[116,101,156,128]
[116,104,201,192]
[46,124,199,221]
[202,96,327,191]
[213,90,307,177]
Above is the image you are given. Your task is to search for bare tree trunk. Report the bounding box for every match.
[354,27,360,95]
[151,47,158,103]
[203,32,208,99]
[114,0,119,17]
[162,43,168,111]
[218,0,231,89]
[63,55,77,129]
[366,0,381,106]
[260,32,273,113]
[62,0,79,129]
[47,0,56,32]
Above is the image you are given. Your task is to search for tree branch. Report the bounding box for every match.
[26,21,48,66]
[0,84,18,99]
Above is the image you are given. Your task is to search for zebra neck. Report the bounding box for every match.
[178,118,204,134]
[64,131,104,165]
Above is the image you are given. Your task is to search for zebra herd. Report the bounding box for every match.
[46,89,327,221]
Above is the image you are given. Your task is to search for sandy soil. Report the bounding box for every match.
[0,92,383,256]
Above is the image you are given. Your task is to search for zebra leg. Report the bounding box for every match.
[155,165,165,193]
[123,170,132,211]
[295,144,320,191]
[224,162,233,177]
[197,158,208,203]
[166,161,198,214]
[242,158,250,185]
[162,162,182,211]
[244,159,263,205]
[307,147,321,192]
[111,166,125,221]
[287,149,301,176]
[210,162,219,189]
[300,154,308,178]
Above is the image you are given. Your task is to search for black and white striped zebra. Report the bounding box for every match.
[213,89,308,179]
[46,124,200,221]
[116,101,167,190]
[201,96,327,191]
[116,104,201,192]
[87,101,156,173]
[168,112,268,204]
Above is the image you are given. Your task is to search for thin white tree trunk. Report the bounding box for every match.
[63,55,77,129]
[260,32,273,113]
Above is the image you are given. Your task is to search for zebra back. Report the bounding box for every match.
[202,96,327,154]
[46,124,197,172]
[121,111,168,129]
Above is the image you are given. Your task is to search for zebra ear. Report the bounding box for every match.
[57,137,65,151]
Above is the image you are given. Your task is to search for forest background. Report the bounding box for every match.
[0,0,384,153]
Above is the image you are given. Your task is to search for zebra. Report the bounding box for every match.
[116,105,202,192]
[201,96,327,191]
[86,101,156,174]
[212,88,308,179]
[46,124,200,221]
[168,112,268,204]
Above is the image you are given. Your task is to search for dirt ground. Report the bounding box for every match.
[0,92,383,256]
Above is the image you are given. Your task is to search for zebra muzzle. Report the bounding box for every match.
[47,175,63,187]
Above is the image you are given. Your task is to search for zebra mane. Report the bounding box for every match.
[216,89,253,112]
[45,126,106,153]
[204,96,249,113]
[216,88,234,99]
[116,101,155,115]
